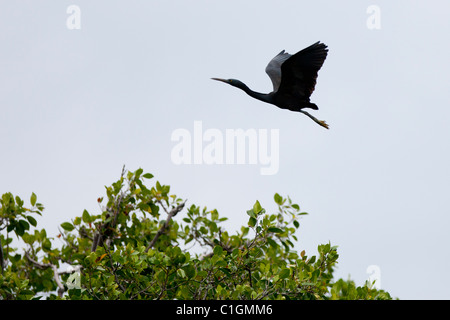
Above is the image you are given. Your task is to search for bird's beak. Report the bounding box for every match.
[211,77,228,83]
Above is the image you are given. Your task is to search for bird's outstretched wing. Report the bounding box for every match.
[277,41,328,100]
[265,50,292,92]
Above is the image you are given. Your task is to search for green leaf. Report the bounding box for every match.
[215,259,227,268]
[219,267,231,276]
[22,233,35,245]
[241,226,249,236]
[267,227,283,233]
[42,238,52,251]
[149,203,160,217]
[211,209,219,221]
[183,264,196,279]
[15,196,24,207]
[213,245,224,256]
[253,200,263,215]
[30,192,37,206]
[19,220,30,232]
[248,217,257,228]
[61,222,75,231]
[135,168,144,177]
[143,173,154,179]
[177,269,186,278]
[267,238,278,249]
[15,222,25,237]
[10,254,20,263]
[279,268,290,279]
[26,215,37,227]
[293,220,300,228]
[274,193,283,205]
[82,210,91,223]
[73,216,81,225]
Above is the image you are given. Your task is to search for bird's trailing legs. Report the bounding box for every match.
[299,110,329,129]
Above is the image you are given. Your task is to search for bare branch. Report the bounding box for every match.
[91,232,101,252]
[25,251,65,297]
[91,190,127,252]
[0,237,4,275]
[145,200,186,253]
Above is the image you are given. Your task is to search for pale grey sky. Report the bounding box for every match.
[1,1,450,299]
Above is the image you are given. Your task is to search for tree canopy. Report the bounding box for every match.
[0,167,392,300]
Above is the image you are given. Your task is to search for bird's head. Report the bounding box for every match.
[211,78,248,90]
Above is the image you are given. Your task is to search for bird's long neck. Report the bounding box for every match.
[237,83,272,104]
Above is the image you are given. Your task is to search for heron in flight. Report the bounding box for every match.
[212,41,329,129]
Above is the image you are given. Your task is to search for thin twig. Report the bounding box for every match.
[103,243,126,293]
[157,200,170,215]
[91,166,127,252]
[91,192,126,252]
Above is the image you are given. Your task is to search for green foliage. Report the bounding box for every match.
[0,168,393,300]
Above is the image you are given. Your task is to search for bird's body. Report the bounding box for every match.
[212,41,329,129]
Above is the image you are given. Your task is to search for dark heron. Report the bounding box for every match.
[212,41,329,129]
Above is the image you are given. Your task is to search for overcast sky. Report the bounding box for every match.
[1,1,450,299]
